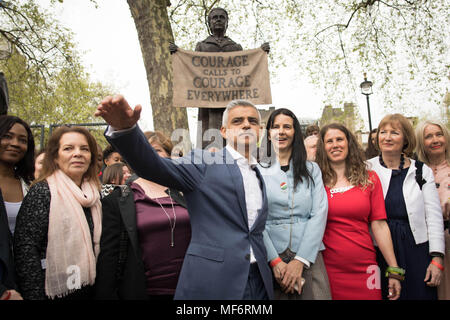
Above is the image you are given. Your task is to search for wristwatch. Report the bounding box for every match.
[430,252,444,258]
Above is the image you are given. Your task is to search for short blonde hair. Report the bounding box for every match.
[415,120,450,165]
[376,114,416,157]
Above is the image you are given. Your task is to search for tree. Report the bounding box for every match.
[168,0,449,120]
[0,1,114,148]
[0,0,76,83]
[127,0,190,150]
[1,47,114,148]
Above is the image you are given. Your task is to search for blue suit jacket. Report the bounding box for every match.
[106,126,273,300]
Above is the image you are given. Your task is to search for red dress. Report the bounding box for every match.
[322,171,387,300]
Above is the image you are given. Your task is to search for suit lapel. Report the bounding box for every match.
[164,188,187,208]
[223,149,249,228]
[118,188,142,259]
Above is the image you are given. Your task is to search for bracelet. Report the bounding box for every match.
[270,257,282,268]
[387,273,405,281]
[385,266,406,281]
[431,259,445,271]
[385,266,405,276]
[430,252,444,258]
[1,291,11,300]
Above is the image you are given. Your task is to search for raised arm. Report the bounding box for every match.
[95,95,142,131]
[96,95,204,193]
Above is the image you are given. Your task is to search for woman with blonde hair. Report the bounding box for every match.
[415,119,450,299]
[367,114,445,300]
[14,126,102,300]
[316,123,400,300]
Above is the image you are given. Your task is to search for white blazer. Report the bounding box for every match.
[367,157,445,254]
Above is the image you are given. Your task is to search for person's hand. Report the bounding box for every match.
[1,290,23,300]
[260,42,270,53]
[424,257,443,287]
[387,278,401,300]
[272,261,287,285]
[169,42,178,54]
[95,95,142,130]
[281,259,304,294]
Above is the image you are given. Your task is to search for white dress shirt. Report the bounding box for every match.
[226,145,263,263]
[106,126,264,263]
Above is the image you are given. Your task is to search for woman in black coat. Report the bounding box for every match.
[95,131,190,300]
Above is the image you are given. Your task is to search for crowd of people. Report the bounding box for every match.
[0,97,448,301]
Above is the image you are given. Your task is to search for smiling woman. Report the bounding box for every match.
[0,115,35,301]
[0,115,35,234]
[367,114,445,300]
[258,108,331,300]
[415,120,450,300]
[315,123,401,300]
[14,126,102,300]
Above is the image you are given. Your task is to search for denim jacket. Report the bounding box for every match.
[259,160,328,265]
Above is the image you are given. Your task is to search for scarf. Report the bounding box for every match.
[45,170,102,299]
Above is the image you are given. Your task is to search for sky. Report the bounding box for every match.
[41,0,394,141]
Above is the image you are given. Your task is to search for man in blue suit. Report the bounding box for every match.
[96,96,273,300]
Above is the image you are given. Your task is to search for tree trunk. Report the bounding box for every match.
[127,0,191,152]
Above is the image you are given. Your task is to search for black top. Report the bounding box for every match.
[0,188,16,296]
[13,181,94,300]
[385,168,409,220]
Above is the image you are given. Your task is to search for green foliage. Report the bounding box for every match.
[168,0,449,119]
[0,0,113,149]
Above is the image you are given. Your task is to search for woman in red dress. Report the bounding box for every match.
[315,123,401,300]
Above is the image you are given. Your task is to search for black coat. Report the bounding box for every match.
[94,185,187,300]
[0,189,16,296]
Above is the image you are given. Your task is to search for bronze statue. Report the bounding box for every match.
[170,7,269,149]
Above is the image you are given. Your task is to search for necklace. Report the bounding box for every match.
[154,190,177,247]
[329,185,354,198]
[380,153,404,176]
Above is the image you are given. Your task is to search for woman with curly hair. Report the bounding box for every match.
[315,123,400,300]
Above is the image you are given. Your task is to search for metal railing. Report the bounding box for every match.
[30,122,108,150]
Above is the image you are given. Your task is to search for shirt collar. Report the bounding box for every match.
[225,145,258,167]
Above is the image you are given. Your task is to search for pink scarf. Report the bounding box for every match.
[45,170,102,299]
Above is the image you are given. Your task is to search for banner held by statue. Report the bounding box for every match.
[172,48,272,108]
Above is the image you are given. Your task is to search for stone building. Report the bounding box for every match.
[319,102,364,144]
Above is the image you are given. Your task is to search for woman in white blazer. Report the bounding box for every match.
[367,113,445,300]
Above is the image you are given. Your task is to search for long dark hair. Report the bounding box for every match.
[0,115,35,184]
[259,108,312,189]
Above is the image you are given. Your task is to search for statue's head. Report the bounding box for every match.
[208,7,228,35]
